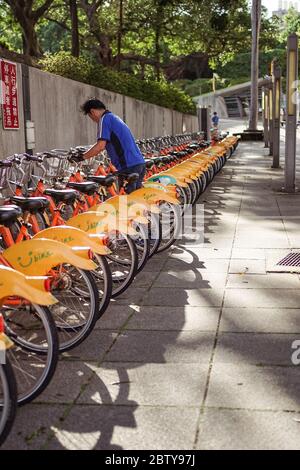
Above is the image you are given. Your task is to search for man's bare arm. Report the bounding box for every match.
[83,140,106,160]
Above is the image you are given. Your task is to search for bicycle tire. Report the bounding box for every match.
[106,233,138,297]
[147,213,162,258]
[194,177,202,200]
[33,211,48,230]
[182,185,192,209]
[93,254,113,317]
[176,185,188,209]
[131,221,150,271]
[4,304,59,405]
[48,267,99,352]
[0,360,17,446]
[200,173,207,194]
[189,181,198,205]
[156,202,181,254]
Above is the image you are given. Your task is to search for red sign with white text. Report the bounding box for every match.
[0,59,19,130]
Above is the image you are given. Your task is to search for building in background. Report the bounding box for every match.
[272,0,299,17]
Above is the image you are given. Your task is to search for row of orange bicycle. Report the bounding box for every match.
[0,130,239,445]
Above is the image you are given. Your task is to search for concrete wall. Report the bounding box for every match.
[1,63,199,156]
[197,95,229,119]
[163,108,173,136]
[29,68,124,151]
[125,97,166,139]
[0,62,26,156]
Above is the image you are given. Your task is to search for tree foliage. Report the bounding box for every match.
[40,51,196,113]
[0,0,286,108]
[0,0,264,67]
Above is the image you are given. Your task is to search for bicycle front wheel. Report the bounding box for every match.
[106,232,138,297]
[0,360,17,446]
[131,221,151,270]
[49,266,99,352]
[147,212,162,258]
[156,202,181,253]
[3,303,59,406]
[92,254,113,317]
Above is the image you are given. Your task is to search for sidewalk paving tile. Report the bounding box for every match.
[214,332,297,365]
[45,405,199,450]
[143,288,225,307]
[125,305,220,331]
[220,307,300,333]
[77,362,209,406]
[206,363,300,410]
[196,409,300,450]
[224,288,300,308]
[105,330,215,363]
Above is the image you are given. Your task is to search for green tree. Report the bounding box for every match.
[0,1,23,51]
[0,0,282,86]
[279,7,300,42]
[3,0,54,56]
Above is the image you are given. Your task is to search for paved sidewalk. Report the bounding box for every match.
[4,132,300,450]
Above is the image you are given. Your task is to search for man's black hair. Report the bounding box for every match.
[81,98,106,115]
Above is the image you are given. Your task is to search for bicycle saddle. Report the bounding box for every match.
[66,181,99,196]
[10,196,50,213]
[44,189,78,204]
[0,160,12,168]
[145,159,155,169]
[87,175,116,187]
[153,157,163,165]
[0,205,22,226]
[24,154,43,163]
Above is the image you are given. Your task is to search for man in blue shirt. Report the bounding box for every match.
[212,112,219,128]
[79,98,146,193]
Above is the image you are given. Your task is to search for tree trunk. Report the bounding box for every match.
[154,1,163,81]
[99,33,113,66]
[4,0,54,58]
[69,0,80,57]
[21,18,42,57]
[80,1,113,66]
[248,0,262,131]
[117,0,123,71]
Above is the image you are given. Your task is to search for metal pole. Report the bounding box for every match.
[269,83,274,156]
[198,107,211,141]
[263,87,269,148]
[285,33,298,193]
[272,65,282,168]
[117,0,123,72]
[21,63,33,155]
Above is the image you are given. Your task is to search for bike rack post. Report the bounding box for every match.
[268,77,274,156]
[284,33,298,193]
[197,107,211,141]
[262,86,269,148]
[272,65,282,168]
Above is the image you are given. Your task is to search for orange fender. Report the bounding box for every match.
[0,265,57,306]
[3,238,96,275]
[67,211,137,236]
[33,226,111,255]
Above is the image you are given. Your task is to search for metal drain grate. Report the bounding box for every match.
[277,252,300,267]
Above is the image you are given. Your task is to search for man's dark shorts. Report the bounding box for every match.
[120,163,146,194]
